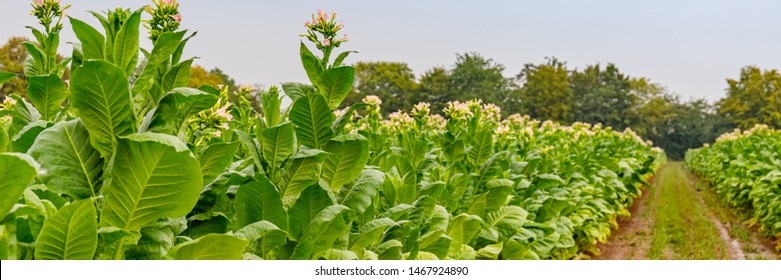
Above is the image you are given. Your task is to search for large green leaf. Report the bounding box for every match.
[161,59,193,93]
[140,87,218,136]
[100,133,202,232]
[280,82,315,102]
[0,153,38,219]
[446,213,482,258]
[290,205,352,260]
[113,10,141,75]
[340,169,384,213]
[350,217,397,251]
[198,142,239,186]
[234,220,288,258]
[26,74,66,121]
[317,66,355,110]
[70,60,135,157]
[168,234,248,260]
[34,200,98,260]
[260,122,294,171]
[468,128,494,167]
[0,72,15,85]
[28,119,103,199]
[299,42,323,85]
[234,175,288,231]
[69,17,105,60]
[289,93,334,148]
[278,148,328,207]
[287,183,335,241]
[321,134,370,192]
[11,120,50,153]
[7,95,41,138]
[132,31,186,102]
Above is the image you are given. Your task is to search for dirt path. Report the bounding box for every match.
[596,162,778,260]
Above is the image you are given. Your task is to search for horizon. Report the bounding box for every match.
[2,0,780,102]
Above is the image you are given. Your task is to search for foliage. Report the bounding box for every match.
[717,66,781,130]
[0,1,665,260]
[344,62,418,114]
[686,125,781,250]
[517,57,573,123]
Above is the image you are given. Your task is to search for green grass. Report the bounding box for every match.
[648,162,728,259]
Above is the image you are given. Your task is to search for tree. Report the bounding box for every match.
[344,61,418,114]
[1,37,31,98]
[188,65,238,92]
[570,63,636,130]
[717,66,781,129]
[416,67,450,112]
[517,57,573,122]
[446,53,515,111]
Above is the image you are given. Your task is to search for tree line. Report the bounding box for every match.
[341,53,780,159]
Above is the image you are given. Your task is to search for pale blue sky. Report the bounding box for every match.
[1,0,779,101]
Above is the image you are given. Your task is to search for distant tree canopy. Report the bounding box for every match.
[718,66,781,130]
[342,54,779,159]
[0,37,28,98]
[188,65,238,92]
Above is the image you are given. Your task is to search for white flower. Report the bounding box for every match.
[362,95,382,106]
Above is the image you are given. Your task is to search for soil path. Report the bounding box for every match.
[596,162,778,260]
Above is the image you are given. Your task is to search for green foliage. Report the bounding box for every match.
[517,57,573,122]
[686,126,781,244]
[718,66,781,130]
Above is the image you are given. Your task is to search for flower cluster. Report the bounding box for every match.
[302,9,348,51]
[425,114,447,131]
[443,101,473,121]
[382,111,415,133]
[411,102,431,119]
[481,103,501,123]
[30,0,70,34]
[362,95,382,116]
[144,0,182,41]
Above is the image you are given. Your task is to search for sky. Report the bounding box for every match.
[1,0,780,102]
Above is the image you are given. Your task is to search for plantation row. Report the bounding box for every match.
[686,125,781,250]
[0,1,663,260]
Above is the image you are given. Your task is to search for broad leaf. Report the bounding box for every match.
[260,122,294,171]
[321,134,370,192]
[113,10,141,75]
[35,200,98,260]
[287,183,335,240]
[28,119,103,199]
[0,72,15,85]
[26,74,66,121]
[70,60,135,157]
[70,17,105,60]
[198,141,240,186]
[340,169,384,213]
[168,234,248,260]
[0,153,38,219]
[100,133,202,232]
[234,175,288,230]
[132,31,186,102]
[317,66,355,110]
[290,205,352,260]
[161,58,193,93]
[280,82,315,102]
[11,120,50,153]
[299,42,323,85]
[234,220,287,257]
[289,93,334,148]
[278,147,328,207]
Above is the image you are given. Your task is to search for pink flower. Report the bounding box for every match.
[323,38,330,46]
[305,21,311,27]
[34,0,44,6]
[341,34,348,42]
[173,13,182,23]
[214,130,222,138]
